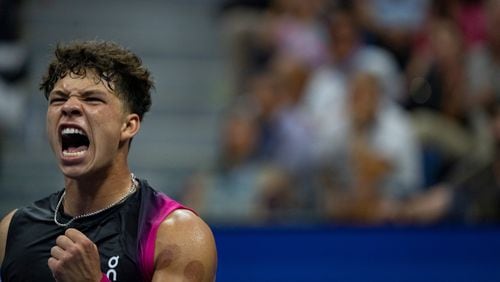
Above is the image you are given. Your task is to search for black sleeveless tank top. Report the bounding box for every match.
[1,179,186,282]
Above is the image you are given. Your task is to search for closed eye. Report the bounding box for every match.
[49,97,67,105]
[84,97,105,104]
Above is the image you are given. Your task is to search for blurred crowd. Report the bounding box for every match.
[181,0,500,226]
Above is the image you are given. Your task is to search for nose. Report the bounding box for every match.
[61,96,83,117]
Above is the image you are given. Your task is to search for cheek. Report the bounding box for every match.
[46,111,58,142]
[86,106,127,148]
[92,120,125,148]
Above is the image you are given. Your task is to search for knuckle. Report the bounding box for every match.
[81,239,93,249]
[65,228,75,236]
[56,235,66,244]
[67,244,80,254]
[79,237,95,251]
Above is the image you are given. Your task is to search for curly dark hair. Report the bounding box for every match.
[40,40,153,120]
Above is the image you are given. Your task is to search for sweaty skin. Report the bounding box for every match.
[152,209,217,282]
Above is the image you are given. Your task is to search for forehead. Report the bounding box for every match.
[51,71,115,96]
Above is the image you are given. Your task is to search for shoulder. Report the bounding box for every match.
[0,209,18,266]
[153,209,217,281]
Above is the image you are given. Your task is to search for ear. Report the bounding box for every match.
[120,113,141,142]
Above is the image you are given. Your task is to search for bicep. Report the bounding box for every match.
[0,209,17,266]
[151,210,217,282]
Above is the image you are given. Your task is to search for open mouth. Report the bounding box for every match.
[61,127,90,157]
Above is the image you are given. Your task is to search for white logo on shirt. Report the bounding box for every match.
[106,255,120,281]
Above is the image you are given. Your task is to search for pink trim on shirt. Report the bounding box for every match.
[139,194,193,281]
[101,273,111,282]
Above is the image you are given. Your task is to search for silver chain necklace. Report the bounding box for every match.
[54,173,138,227]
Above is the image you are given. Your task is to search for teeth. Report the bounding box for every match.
[62,149,87,157]
[61,127,86,136]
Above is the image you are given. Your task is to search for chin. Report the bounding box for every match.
[58,163,92,180]
[59,169,85,180]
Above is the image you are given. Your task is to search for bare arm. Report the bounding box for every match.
[152,209,217,282]
[0,210,17,267]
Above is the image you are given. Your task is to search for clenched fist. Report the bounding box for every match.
[48,228,102,282]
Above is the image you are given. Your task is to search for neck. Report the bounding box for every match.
[62,169,134,217]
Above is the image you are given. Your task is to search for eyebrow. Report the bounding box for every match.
[48,89,108,98]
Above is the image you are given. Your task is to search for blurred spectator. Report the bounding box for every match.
[406,20,466,118]
[318,72,422,224]
[302,3,403,160]
[269,55,313,174]
[218,0,273,93]
[260,0,328,68]
[267,55,317,211]
[354,0,430,70]
[428,0,486,49]
[398,102,500,225]
[219,0,328,93]
[181,107,298,224]
[243,55,314,172]
[466,0,500,110]
[456,0,487,49]
[406,19,488,186]
[243,70,282,160]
